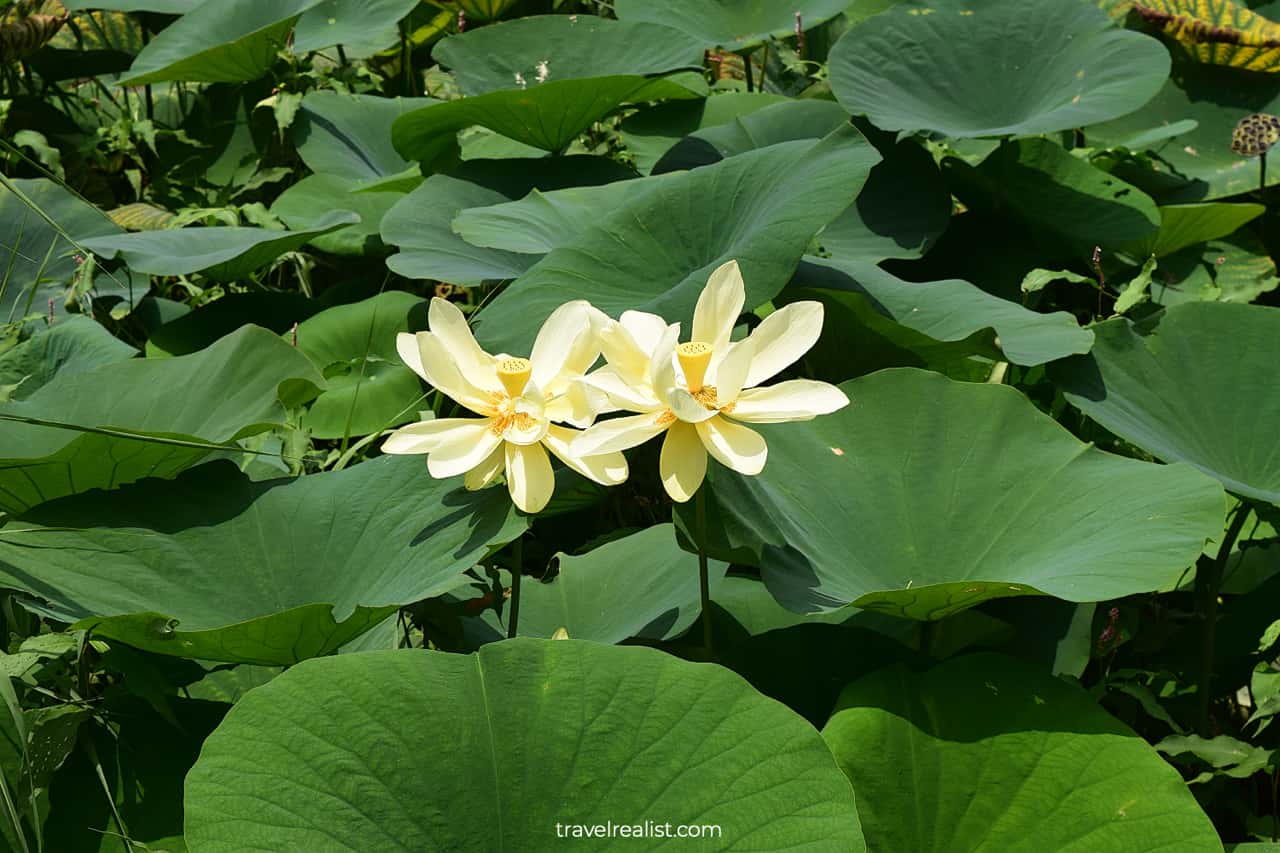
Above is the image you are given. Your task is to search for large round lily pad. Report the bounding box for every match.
[184,640,866,851]
[615,0,849,51]
[1051,302,1280,503]
[822,652,1223,852]
[432,15,705,95]
[829,0,1171,139]
[0,456,524,665]
[702,368,1224,619]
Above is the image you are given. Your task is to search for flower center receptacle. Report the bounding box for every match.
[676,341,713,393]
[496,357,533,398]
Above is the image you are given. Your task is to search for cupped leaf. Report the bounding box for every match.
[474,126,880,353]
[271,174,400,255]
[1124,202,1265,258]
[946,138,1161,256]
[499,525,729,644]
[119,0,326,86]
[791,259,1095,367]
[293,0,421,57]
[701,369,1224,619]
[451,181,644,256]
[615,0,849,51]
[293,91,434,182]
[80,211,359,281]
[293,291,426,440]
[382,156,636,283]
[829,0,1170,139]
[652,98,851,172]
[0,456,524,665]
[1087,58,1280,201]
[1136,0,1280,73]
[822,653,1224,852]
[433,14,705,95]
[453,102,851,257]
[392,74,706,158]
[0,316,135,401]
[1051,302,1280,503]
[619,92,788,174]
[818,136,952,264]
[184,640,865,851]
[0,325,323,515]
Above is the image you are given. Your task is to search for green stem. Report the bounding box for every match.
[1262,152,1268,197]
[508,535,523,639]
[696,487,712,653]
[742,50,754,92]
[399,20,413,96]
[1198,502,1251,735]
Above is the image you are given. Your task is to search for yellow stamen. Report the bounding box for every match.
[490,411,537,437]
[496,357,532,397]
[676,341,713,392]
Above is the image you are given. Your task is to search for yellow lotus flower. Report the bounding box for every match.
[571,259,849,502]
[382,297,625,513]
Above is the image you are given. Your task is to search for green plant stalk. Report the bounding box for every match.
[696,486,712,652]
[1262,152,1268,197]
[1198,502,1251,735]
[0,412,299,461]
[508,535,523,639]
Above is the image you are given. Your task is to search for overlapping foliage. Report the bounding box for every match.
[1,0,1280,850]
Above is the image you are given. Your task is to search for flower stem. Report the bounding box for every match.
[508,535,523,640]
[1262,153,1269,197]
[1198,501,1250,735]
[696,487,713,653]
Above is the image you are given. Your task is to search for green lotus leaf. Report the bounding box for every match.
[1052,302,1280,503]
[392,74,706,158]
[291,291,427,440]
[184,640,866,850]
[474,126,880,353]
[492,525,729,644]
[0,316,135,401]
[80,210,359,281]
[0,456,525,665]
[791,259,1094,367]
[0,325,323,514]
[946,138,1161,256]
[615,0,849,51]
[119,0,325,85]
[293,91,434,183]
[382,156,635,283]
[823,653,1224,852]
[1087,56,1280,201]
[701,369,1224,619]
[829,0,1170,139]
[433,14,705,95]
[293,0,421,58]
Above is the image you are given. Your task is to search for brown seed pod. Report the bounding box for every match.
[1232,113,1280,156]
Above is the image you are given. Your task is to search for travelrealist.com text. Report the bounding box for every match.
[554,821,723,839]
